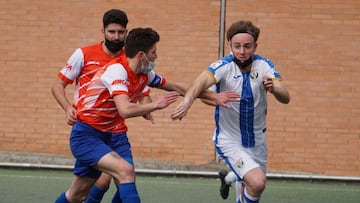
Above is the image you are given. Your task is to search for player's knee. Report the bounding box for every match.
[117,162,135,182]
[248,177,266,195]
[95,174,112,189]
[256,179,266,193]
[122,162,135,175]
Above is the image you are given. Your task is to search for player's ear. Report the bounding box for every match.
[227,40,231,51]
[137,51,145,60]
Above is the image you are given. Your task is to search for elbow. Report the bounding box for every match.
[281,95,291,104]
[274,89,290,104]
[51,84,59,98]
[51,85,56,96]
[120,113,131,119]
[118,110,131,119]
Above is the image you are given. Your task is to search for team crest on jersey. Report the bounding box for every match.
[235,158,245,169]
[250,71,259,80]
[209,60,223,69]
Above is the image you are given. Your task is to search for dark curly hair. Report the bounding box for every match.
[125,28,160,58]
[103,9,128,29]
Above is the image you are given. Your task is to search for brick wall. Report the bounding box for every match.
[0,0,359,177]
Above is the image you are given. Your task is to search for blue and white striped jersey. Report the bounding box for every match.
[207,54,281,148]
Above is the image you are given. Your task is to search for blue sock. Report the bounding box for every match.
[84,185,109,203]
[54,192,70,203]
[118,182,141,203]
[111,190,122,203]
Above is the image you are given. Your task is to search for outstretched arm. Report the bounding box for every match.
[171,71,214,120]
[114,91,179,119]
[160,76,239,108]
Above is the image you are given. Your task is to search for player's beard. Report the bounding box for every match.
[105,39,124,53]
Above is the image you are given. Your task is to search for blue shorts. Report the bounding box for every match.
[70,121,133,179]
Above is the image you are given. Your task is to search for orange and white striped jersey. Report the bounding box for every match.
[77,57,166,133]
[57,42,125,106]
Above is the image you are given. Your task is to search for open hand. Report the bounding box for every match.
[154,91,180,110]
[213,91,240,108]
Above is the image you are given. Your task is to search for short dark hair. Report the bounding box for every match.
[125,28,160,58]
[103,9,128,29]
[226,20,260,42]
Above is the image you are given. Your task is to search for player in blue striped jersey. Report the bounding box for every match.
[172,20,290,203]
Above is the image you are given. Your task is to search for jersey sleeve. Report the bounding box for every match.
[207,54,233,84]
[264,59,281,80]
[100,63,129,96]
[58,48,84,84]
[207,84,217,93]
[147,70,166,88]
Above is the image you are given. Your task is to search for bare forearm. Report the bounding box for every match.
[118,102,158,119]
[139,95,152,104]
[161,73,214,99]
[272,85,290,104]
[160,81,188,96]
[183,80,209,108]
[115,92,179,119]
[198,89,216,100]
[171,72,214,120]
[51,83,72,111]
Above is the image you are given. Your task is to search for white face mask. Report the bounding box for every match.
[141,54,155,74]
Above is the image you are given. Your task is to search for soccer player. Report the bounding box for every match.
[171,20,290,203]
[51,9,133,203]
[52,9,128,126]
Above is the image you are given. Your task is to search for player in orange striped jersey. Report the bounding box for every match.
[52,9,129,126]
[52,9,131,203]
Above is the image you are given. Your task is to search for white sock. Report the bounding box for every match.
[244,187,259,203]
[225,171,237,185]
[235,181,244,202]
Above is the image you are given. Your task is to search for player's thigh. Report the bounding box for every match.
[245,142,268,174]
[95,151,135,182]
[217,143,260,179]
[70,121,112,166]
[111,132,134,165]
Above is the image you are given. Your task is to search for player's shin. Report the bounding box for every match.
[84,185,109,203]
[118,182,141,203]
